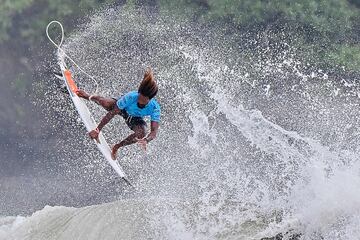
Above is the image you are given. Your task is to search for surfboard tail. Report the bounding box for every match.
[122,177,134,187]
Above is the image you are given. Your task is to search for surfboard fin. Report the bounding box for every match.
[53,71,63,79]
[53,72,69,94]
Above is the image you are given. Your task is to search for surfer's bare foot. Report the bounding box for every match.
[76,89,90,100]
[111,145,119,160]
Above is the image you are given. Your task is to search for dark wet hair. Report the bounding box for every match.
[138,67,158,99]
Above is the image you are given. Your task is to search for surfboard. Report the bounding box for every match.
[56,59,132,186]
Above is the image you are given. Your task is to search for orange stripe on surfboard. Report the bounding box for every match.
[64,70,78,93]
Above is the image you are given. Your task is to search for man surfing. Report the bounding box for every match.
[75,67,160,160]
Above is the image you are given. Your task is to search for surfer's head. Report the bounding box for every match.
[138,67,158,108]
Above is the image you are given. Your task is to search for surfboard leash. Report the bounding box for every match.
[46,21,99,94]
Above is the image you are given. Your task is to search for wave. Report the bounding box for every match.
[1,199,175,240]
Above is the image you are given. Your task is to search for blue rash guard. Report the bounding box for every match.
[116,91,161,122]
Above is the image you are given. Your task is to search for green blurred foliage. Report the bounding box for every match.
[0,0,34,41]
[158,0,358,39]
[158,0,208,19]
[349,0,360,7]
[0,0,117,45]
[0,0,359,70]
[326,44,360,70]
[156,0,360,71]
[11,73,28,96]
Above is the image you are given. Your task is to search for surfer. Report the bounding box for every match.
[75,68,160,160]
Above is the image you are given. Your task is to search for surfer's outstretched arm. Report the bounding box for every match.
[89,106,121,141]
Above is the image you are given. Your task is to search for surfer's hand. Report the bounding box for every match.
[136,137,147,151]
[89,128,100,143]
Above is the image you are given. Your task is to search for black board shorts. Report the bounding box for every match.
[119,109,146,130]
[111,97,146,131]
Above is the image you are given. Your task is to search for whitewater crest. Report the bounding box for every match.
[0,200,186,240]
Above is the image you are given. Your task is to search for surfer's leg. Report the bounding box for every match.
[76,89,116,111]
[91,96,116,111]
[115,125,146,148]
[111,125,146,159]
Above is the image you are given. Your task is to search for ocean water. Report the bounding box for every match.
[2,6,360,240]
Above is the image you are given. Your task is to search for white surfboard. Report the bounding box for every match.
[57,59,132,186]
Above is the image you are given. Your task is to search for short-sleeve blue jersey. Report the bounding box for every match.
[116,91,161,122]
